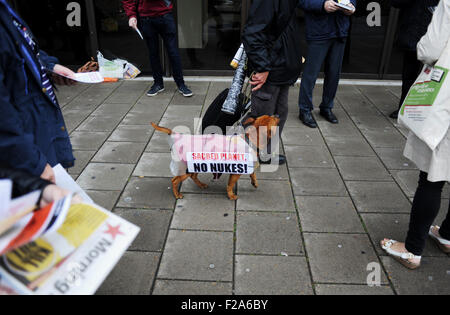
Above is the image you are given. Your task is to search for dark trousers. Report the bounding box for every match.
[405,172,450,256]
[140,13,185,87]
[249,84,289,155]
[299,38,347,112]
[398,50,423,108]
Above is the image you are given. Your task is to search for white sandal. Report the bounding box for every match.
[381,239,422,270]
[429,226,450,254]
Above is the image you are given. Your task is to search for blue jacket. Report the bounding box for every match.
[299,0,356,41]
[0,1,74,176]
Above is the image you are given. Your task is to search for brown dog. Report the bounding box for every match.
[151,115,280,200]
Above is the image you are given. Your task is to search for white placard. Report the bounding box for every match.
[187,152,254,175]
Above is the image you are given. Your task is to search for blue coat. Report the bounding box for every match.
[299,0,356,41]
[0,1,74,176]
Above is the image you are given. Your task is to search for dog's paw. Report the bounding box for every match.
[251,182,259,189]
[175,194,184,200]
[200,184,209,189]
[228,194,239,201]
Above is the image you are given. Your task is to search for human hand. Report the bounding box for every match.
[250,72,269,92]
[41,164,56,183]
[52,64,77,86]
[324,0,339,13]
[342,3,355,15]
[40,185,83,208]
[129,17,138,30]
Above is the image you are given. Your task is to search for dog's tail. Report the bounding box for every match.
[151,122,172,135]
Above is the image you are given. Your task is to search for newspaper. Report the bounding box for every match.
[53,164,93,203]
[0,180,12,221]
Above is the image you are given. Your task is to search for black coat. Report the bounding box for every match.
[0,168,51,200]
[393,0,440,51]
[242,0,303,85]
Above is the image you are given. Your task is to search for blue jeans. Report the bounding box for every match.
[140,13,185,87]
[298,38,347,112]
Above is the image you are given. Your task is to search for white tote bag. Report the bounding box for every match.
[398,41,450,151]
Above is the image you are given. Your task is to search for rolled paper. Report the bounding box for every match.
[230,44,244,69]
[222,50,247,115]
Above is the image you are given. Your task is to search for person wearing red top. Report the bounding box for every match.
[122,0,193,97]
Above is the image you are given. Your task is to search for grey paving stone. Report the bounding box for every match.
[158,105,202,130]
[70,131,109,151]
[86,190,121,211]
[334,156,392,181]
[157,230,233,281]
[62,108,92,133]
[234,255,313,295]
[145,131,171,153]
[296,196,365,233]
[393,170,450,198]
[352,114,394,131]
[117,177,176,209]
[153,280,232,295]
[171,93,206,106]
[114,209,172,252]
[92,102,133,117]
[96,252,160,295]
[281,128,325,146]
[92,142,146,164]
[360,128,406,148]
[236,212,304,255]
[255,164,290,180]
[381,256,450,295]
[180,173,230,195]
[336,85,381,116]
[76,115,123,132]
[237,180,296,212]
[109,125,154,143]
[315,284,394,295]
[77,163,134,191]
[325,136,376,157]
[358,85,401,116]
[290,168,348,197]
[374,147,417,170]
[68,150,95,175]
[285,145,335,168]
[172,194,235,231]
[317,112,361,138]
[133,152,173,177]
[347,181,411,213]
[304,233,388,284]
[121,109,167,125]
[361,213,448,257]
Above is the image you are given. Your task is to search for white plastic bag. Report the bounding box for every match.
[398,42,450,150]
[97,51,125,79]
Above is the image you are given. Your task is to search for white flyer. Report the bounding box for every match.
[53,164,94,203]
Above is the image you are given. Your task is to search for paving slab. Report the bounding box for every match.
[69,150,95,175]
[171,93,206,106]
[255,164,290,181]
[114,208,172,252]
[76,115,123,132]
[109,124,154,143]
[234,255,313,295]
[381,256,450,295]
[180,173,230,195]
[92,142,146,164]
[281,128,325,146]
[117,177,176,209]
[157,230,233,281]
[304,233,388,284]
[146,130,171,153]
[153,280,232,295]
[96,252,160,295]
[70,131,110,151]
[392,170,450,198]
[284,145,335,168]
[86,190,121,211]
[290,168,348,197]
[236,212,303,255]
[334,156,392,181]
[360,128,406,148]
[347,181,412,213]
[325,136,376,157]
[92,102,133,117]
[133,152,173,178]
[172,194,235,231]
[296,196,365,233]
[373,147,417,170]
[77,163,134,191]
[315,284,394,295]
[237,180,296,212]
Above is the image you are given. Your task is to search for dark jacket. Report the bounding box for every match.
[392,0,440,51]
[0,1,74,177]
[299,0,357,41]
[0,168,51,200]
[242,0,303,86]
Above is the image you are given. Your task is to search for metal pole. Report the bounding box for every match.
[85,0,99,57]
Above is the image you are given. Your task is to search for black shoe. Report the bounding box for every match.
[299,111,317,128]
[320,109,338,124]
[259,154,287,165]
[178,84,193,97]
[389,109,399,119]
[147,84,165,97]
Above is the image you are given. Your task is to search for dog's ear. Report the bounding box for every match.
[243,117,256,126]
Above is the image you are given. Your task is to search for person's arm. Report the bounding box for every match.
[122,0,139,29]
[0,168,51,199]
[417,0,450,65]
[0,40,48,178]
[298,0,327,12]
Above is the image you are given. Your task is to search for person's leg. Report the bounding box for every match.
[274,85,289,135]
[405,172,446,256]
[321,38,347,110]
[298,40,332,113]
[438,199,450,240]
[141,18,164,86]
[159,13,185,88]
